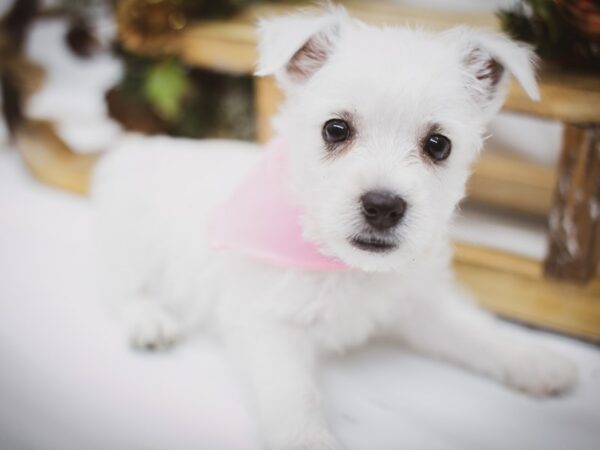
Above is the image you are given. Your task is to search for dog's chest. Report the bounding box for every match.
[219,261,418,352]
[307,272,419,351]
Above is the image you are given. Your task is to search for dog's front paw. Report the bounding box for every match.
[121,302,181,351]
[130,312,180,351]
[500,345,577,397]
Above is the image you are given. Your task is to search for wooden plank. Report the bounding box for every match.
[17,0,599,341]
[254,75,284,143]
[544,125,600,283]
[455,242,600,342]
[16,120,97,196]
[181,25,257,74]
[179,23,256,74]
[506,71,600,124]
[467,150,555,216]
[172,1,600,124]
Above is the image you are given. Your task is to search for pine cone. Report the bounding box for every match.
[556,0,600,40]
[116,0,186,55]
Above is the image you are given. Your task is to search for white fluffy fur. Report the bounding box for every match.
[93,7,576,450]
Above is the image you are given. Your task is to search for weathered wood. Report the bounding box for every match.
[168,1,600,124]
[13,0,600,339]
[544,125,600,283]
[16,120,98,195]
[254,76,283,143]
[467,150,555,216]
[455,242,600,342]
[505,70,600,124]
[181,24,257,74]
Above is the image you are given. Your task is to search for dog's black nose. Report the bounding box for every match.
[360,191,406,231]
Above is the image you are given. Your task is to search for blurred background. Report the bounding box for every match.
[1,1,599,449]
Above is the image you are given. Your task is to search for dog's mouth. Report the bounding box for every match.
[350,236,398,253]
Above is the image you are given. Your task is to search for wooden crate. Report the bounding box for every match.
[18,1,600,341]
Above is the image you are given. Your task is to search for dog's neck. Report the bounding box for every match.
[208,137,349,271]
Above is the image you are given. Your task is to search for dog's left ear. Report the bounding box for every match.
[255,6,352,89]
[448,27,540,119]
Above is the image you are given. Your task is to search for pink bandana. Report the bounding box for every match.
[208,138,348,271]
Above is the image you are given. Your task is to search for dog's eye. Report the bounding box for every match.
[322,119,350,144]
[423,134,451,162]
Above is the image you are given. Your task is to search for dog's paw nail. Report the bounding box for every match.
[502,346,577,397]
[128,308,181,351]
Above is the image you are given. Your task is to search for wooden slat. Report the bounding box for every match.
[180,23,256,74]
[454,242,600,342]
[254,75,284,143]
[18,0,598,341]
[181,38,254,75]
[506,71,600,124]
[544,125,600,283]
[340,0,497,29]
[16,120,98,196]
[172,1,600,124]
[467,150,555,216]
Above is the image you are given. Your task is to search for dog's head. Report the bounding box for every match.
[256,6,538,272]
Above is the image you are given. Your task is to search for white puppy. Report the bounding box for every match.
[93,6,576,450]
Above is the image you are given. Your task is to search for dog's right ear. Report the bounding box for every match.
[255,6,350,88]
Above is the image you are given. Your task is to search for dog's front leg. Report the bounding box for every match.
[225,322,341,450]
[393,284,577,397]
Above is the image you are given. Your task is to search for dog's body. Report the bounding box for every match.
[93,7,576,450]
